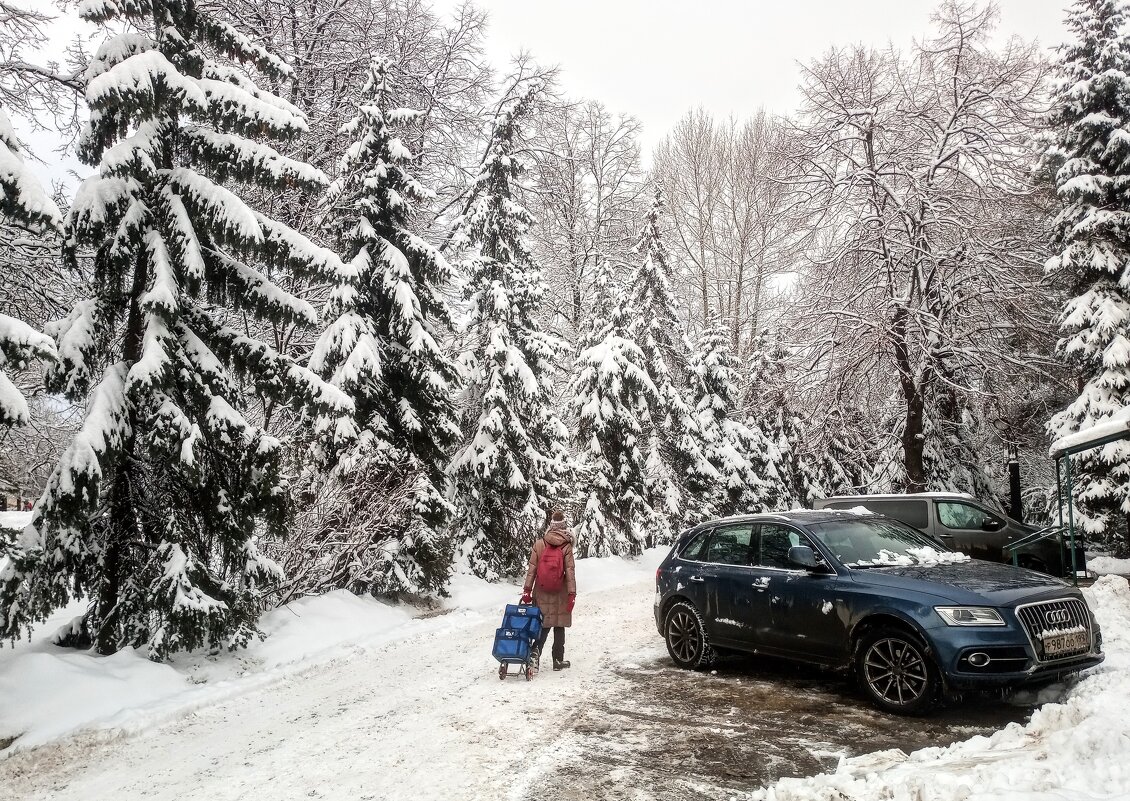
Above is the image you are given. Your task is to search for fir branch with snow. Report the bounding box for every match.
[689,324,782,517]
[570,263,660,557]
[0,0,353,659]
[448,76,573,579]
[1044,0,1130,546]
[310,57,462,597]
[626,188,715,535]
[0,107,62,429]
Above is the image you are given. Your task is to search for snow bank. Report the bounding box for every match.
[0,511,32,530]
[0,511,32,575]
[1090,555,1130,576]
[0,546,668,754]
[747,575,1130,801]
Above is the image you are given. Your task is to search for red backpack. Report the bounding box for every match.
[536,540,565,593]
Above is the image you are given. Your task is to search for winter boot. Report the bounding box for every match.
[552,658,570,671]
[530,646,541,674]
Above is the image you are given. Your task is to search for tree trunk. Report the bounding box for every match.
[891,303,926,491]
[901,390,926,492]
[94,250,148,656]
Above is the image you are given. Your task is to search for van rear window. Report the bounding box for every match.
[865,500,929,529]
[827,499,929,530]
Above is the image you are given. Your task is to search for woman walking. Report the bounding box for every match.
[521,507,576,672]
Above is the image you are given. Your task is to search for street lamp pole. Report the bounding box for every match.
[1007,442,1022,522]
[992,416,1023,522]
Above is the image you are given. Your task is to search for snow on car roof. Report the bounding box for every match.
[817,492,976,502]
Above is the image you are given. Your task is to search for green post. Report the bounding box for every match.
[1064,455,1079,587]
[1056,457,1064,530]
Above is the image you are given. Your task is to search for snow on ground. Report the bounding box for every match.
[3,528,1130,800]
[0,545,665,754]
[0,548,670,801]
[747,575,1130,801]
[0,511,32,530]
[0,510,32,577]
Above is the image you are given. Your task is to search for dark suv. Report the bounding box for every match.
[654,510,1104,714]
[813,493,1086,577]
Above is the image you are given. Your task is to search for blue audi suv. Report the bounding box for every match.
[654,510,1104,714]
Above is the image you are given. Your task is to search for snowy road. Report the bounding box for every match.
[0,576,672,800]
[0,573,1039,801]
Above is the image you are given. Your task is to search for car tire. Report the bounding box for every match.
[855,626,939,715]
[664,600,715,670]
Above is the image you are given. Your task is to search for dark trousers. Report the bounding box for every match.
[535,626,565,662]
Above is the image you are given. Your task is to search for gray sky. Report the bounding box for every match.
[437,0,1073,153]
[25,0,1074,189]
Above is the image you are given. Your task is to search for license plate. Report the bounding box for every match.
[1042,630,1089,657]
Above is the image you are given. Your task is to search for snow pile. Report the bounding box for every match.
[0,511,31,531]
[1090,555,1130,575]
[0,512,31,575]
[905,546,971,565]
[0,546,668,753]
[748,575,1130,801]
[0,647,187,749]
[852,546,971,567]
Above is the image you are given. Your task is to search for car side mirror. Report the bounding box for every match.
[981,517,1003,532]
[788,545,822,571]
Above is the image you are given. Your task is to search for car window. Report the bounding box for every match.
[807,518,941,566]
[679,530,711,561]
[936,501,1000,530]
[704,524,753,565]
[758,524,807,569]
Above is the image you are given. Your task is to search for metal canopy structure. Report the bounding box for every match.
[1047,413,1130,586]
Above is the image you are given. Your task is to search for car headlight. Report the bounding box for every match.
[934,606,1006,626]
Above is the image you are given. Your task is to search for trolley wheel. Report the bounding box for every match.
[498,664,507,680]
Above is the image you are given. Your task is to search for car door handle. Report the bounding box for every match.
[688,576,705,583]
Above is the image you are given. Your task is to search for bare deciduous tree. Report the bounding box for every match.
[526,99,647,340]
[653,108,804,352]
[791,1,1051,492]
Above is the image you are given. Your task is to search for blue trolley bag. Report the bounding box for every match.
[493,603,543,679]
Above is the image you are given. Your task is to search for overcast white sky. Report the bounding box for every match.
[25,0,1074,188]
[435,0,1074,153]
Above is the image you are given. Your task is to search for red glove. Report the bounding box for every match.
[567,593,576,613]
[521,588,532,604]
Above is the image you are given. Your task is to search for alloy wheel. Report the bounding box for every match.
[667,608,702,665]
[862,636,930,708]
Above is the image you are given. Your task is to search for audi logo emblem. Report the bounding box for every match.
[1044,609,1071,625]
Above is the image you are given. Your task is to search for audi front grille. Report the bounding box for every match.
[1013,598,1094,662]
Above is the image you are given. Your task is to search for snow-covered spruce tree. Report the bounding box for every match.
[807,405,873,499]
[310,58,461,596]
[0,0,355,658]
[571,260,659,557]
[922,382,996,499]
[744,332,805,510]
[627,188,715,534]
[0,108,61,429]
[689,324,777,517]
[449,79,572,579]
[1045,0,1130,547]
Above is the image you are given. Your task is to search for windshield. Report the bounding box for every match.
[807,518,971,568]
